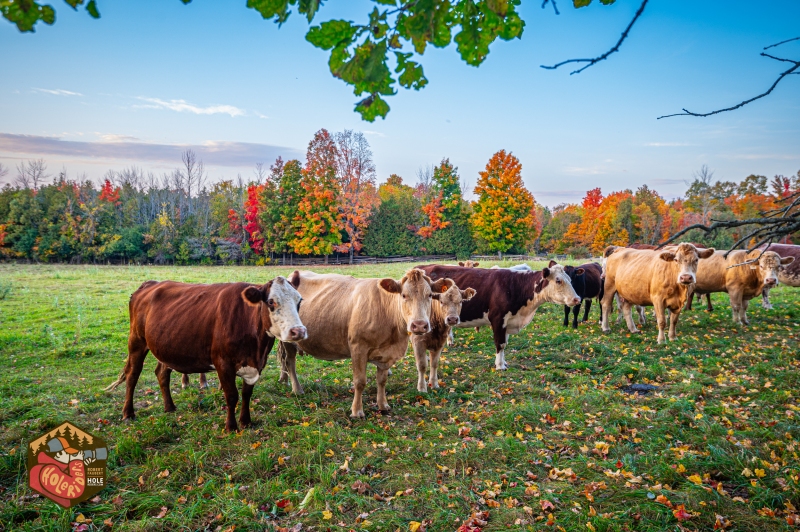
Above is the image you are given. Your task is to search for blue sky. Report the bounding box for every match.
[1,0,798,206]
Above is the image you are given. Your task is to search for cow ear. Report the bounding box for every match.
[458,261,465,266]
[548,260,558,268]
[379,278,402,294]
[659,252,676,262]
[289,270,301,288]
[430,278,454,293]
[461,287,476,301]
[698,248,715,259]
[542,267,551,279]
[781,256,795,266]
[575,268,585,276]
[242,286,265,306]
[473,262,479,267]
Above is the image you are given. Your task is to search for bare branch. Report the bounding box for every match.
[764,36,800,50]
[541,0,649,75]
[658,52,800,119]
[541,0,559,15]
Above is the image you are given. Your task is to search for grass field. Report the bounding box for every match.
[1,262,799,532]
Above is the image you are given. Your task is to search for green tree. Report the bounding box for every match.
[363,175,423,257]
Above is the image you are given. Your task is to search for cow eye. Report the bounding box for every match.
[267,299,276,307]
[556,278,562,284]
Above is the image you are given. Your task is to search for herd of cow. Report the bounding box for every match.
[106,243,799,432]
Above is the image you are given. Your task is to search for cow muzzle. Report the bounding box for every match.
[679,274,694,285]
[287,326,308,341]
[764,277,778,287]
[446,315,460,326]
[409,320,430,335]
[569,296,581,307]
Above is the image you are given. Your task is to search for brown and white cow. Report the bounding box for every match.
[458,261,480,268]
[758,243,800,309]
[411,284,476,392]
[601,243,715,343]
[106,277,306,432]
[691,249,794,324]
[277,269,453,418]
[420,261,581,370]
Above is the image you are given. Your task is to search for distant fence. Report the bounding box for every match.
[270,254,457,267]
[470,254,568,263]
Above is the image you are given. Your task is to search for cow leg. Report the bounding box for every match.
[600,284,616,333]
[741,298,751,326]
[582,299,592,323]
[199,373,209,389]
[154,362,176,413]
[668,307,682,341]
[563,305,570,327]
[218,366,240,432]
[446,329,455,347]
[181,373,190,389]
[122,338,148,421]
[621,301,639,333]
[239,381,254,428]
[428,346,443,390]
[615,294,625,324]
[636,305,647,326]
[491,323,509,370]
[279,342,304,394]
[728,290,744,325]
[653,300,667,344]
[572,304,580,329]
[761,286,773,310]
[685,290,694,311]
[411,337,429,393]
[350,349,368,418]
[376,367,390,413]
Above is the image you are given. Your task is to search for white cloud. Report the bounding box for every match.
[99,134,140,143]
[644,142,695,147]
[136,97,246,117]
[363,130,386,137]
[33,88,83,96]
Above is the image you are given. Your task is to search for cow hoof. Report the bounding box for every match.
[164,406,176,413]
[417,385,428,393]
[292,386,305,395]
[122,414,135,422]
[200,382,210,389]
[378,407,391,415]
[495,364,508,371]
[350,412,365,419]
[428,382,439,390]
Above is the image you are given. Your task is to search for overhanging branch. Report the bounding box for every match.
[540,0,649,75]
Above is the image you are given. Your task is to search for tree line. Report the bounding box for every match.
[1,129,798,264]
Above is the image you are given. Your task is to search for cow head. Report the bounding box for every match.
[379,268,454,335]
[747,250,795,288]
[242,276,308,343]
[659,243,715,285]
[541,262,581,307]
[435,283,476,326]
[458,261,480,268]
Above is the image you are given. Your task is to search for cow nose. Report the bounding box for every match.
[765,278,777,286]
[571,297,581,307]
[679,274,694,284]
[288,326,307,341]
[446,316,459,326]
[410,320,430,334]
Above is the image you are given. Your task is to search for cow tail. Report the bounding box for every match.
[104,366,127,391]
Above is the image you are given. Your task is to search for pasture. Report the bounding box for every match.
[0,262,799,532]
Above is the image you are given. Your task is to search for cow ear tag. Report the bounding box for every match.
[749,265,757,270]
[441,285,448,293]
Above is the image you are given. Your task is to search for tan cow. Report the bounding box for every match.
[601,243,715,343]
[411,284,476,393]
[690,249,795,325]
[277,269,453,418]
[458,261,480,268]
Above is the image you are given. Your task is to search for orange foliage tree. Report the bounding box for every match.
[289,129,342,256]
[471,150,538,255]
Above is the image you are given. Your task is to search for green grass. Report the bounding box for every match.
[1,262,799,531]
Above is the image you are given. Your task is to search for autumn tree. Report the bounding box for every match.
[471,150,537,256]
[333,130,379,263]
[289,129,342,258]
[260,157,305,259]
[418,159,474,257]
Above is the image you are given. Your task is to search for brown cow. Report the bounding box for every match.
[107,276,306,432]
[759,243,800,309]
[277,269,453,418]
[420,261,581,370]
[601,243,715,343]
[690,249,794,324]
[411,284,476,392]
